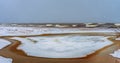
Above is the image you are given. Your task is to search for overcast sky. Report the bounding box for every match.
[0,0,120,23]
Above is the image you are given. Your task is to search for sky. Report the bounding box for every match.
[0,0,120,23]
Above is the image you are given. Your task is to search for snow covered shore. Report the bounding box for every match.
[0,39,12,62]
[0,39,11,49]
[0,56,12,63]
[11,35,113,58]
[110,49,120,58]
[0,27,116,36]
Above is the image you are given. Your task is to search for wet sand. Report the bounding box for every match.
[0,35,120,63]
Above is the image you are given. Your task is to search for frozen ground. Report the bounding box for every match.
[0,56,12,63]
[110,49,120,58]
[11,35,113,58]
[0,27,116,36]
[0,39,11,49]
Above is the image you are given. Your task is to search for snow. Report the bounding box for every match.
[110,49,120,58]
[11,35,113,58]
[0,39,11,49]
[0,56,12,63]
[0,39,12,63]
[0,27,116,36]
[116,38,120,40]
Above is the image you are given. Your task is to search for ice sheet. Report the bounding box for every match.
[110,49,120,58]
[11,35,113,58]
[0,56,12,63]
[0,39,11,49]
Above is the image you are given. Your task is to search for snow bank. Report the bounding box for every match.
[0,27,116,36]
[0,56,12,63]
[11,35,113,58]
[110,49,120,58]
[0,39,11,49]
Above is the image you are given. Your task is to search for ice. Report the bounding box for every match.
[110,49,120,58]
[0,39,11,49]
[11,35,113,58]
[0,56,12,63]
[0,36,12,63]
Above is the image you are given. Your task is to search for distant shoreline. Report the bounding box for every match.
[0,23,120,28]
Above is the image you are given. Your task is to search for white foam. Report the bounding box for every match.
[11,35,113,58]
[0,56,12,63]
[0,39,11,49]
[110,49,120,58]
[0,27,116,36]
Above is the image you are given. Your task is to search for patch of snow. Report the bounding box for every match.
[0,39,11,49]
[110,49,120,58]
[116,38,120,40]
[0,56,12,63]
[11,35,113,58]
[0,27,116,36]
